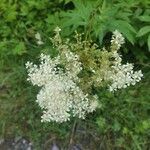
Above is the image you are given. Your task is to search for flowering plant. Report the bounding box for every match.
[26,28,143,123]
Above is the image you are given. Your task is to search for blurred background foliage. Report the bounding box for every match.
[0,0,150,149]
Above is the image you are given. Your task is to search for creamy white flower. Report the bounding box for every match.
[26,28,143,123]
[107,52,143,92]
[111,30,125,50]
[26,53,60,86]
[26,53,97,123]
[63,51,82,80]
[35,32,44,45]
[54,26,61,32]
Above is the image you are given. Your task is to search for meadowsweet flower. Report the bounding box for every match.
[26,52,98,123]
[50,26,62,46]
[26,53,60,86]
[35,32,44,45]
[62,50,82,80]
[107,52,143,92]
[111,30,125,50]
[54,26,61,32]
[26,28,143,123]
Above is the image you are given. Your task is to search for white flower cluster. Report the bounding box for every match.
[107,30,143,92]
[26,53,97,123]
[63,51,82,80]
[26,28,143,122]
[108,51,143,92]
[111,30,125,50]
[35,32,44,45]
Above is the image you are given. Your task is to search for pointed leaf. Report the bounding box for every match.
[13,42,26,55]
[148,34,150,51]
[138,15,150,22]
[110,20,136,44]
[137,26,150,37]
[115,20,136,33]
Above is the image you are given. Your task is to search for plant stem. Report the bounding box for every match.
[68,119,78,150]
[85,1,102,41]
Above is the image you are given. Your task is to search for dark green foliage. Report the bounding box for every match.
[136,11,150,50]
[48,0,150,60]
[95,71,150,149]
[0,0,62,61]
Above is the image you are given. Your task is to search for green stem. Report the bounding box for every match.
[85,1,102,41]
[68,119,78,149]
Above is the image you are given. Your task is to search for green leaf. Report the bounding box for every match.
[64,0,72,4]
[4,5,17,22]
[96,117,106,130]
[13,42,26,55]
[98,28,106,45]
[61,0,94,31]
[113,120,121,131]
[116,20,136,33]
[137,26,150,37]
[110,20,136,44]
[138,15,150,22]
[142,120,150,130]
[20,4,29,16]
[148,34,150,51]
